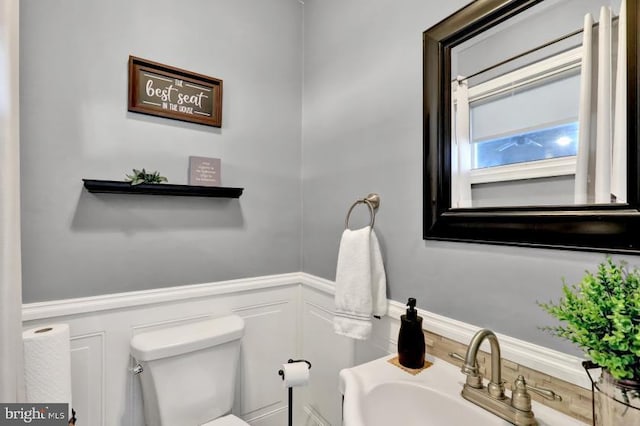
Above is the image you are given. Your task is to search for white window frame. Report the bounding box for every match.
[454,46,583,185]
[469,156,576,184]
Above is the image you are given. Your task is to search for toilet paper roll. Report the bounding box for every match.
[23,324,73,417]
[281,361,310,387]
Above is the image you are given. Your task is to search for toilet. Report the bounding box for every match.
[130,314,250,426]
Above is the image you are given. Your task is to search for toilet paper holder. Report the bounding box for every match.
[277,358,311,379]
[278,359,312,426]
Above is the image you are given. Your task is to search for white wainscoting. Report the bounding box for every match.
[305,274,588,388]
[22,272,588,426]
[298,284,354,426]
[23,274,304,426]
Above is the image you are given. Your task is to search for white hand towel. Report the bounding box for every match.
[334,226,387,340]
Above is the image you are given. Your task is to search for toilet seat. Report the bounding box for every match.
[201,414,249,426]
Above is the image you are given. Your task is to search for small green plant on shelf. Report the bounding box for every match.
[539,257,640,382]
[125,169,168,186]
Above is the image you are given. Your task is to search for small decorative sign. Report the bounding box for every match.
[128,56,222,127]
[189,156,221,186]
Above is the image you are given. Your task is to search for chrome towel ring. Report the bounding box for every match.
[345,193,380,230]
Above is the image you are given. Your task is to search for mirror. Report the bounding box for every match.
[423,0,640,251]
[452,0,624,208]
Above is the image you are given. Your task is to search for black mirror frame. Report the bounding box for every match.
[423,0,640,253]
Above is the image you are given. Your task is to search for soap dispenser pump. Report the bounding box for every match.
[398,298,425,369]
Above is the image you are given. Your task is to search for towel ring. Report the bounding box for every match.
[345,193,380,230]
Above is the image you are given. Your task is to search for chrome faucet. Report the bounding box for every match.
[459,329,562,426]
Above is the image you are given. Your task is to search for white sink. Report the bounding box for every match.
[339,355,587,426]
[359,381,502,426]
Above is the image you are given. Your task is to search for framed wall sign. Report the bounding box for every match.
[128,56,223,127]
[189,156,221,186]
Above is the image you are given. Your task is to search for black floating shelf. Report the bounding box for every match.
[82,179,243,198]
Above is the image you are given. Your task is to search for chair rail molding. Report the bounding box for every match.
[22,273,304,321]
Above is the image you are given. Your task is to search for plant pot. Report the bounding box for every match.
[595,370,640,426]
[615,377,640,393]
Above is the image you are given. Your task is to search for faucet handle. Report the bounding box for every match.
[512,376,532,412]
[449,352,479,369]
[448,352,465,363]
[512,375,562,412]
[450,352,480,375]
[451,352,483,388]
[525,382,563,402]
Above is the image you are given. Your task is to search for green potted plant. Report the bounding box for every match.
[539,257,640,391]
[125,168,168,185]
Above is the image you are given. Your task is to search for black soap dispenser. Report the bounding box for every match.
[398,298,425,369]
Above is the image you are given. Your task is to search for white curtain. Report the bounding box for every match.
[575,4,626,204]
[595,6,612,204]
[0,0,24,404]
[611,0,627,203]
[575,13,594,204]
[451,79,472,208]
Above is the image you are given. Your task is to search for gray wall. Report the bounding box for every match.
[20,0,303,302]
[20,0,637,354]
[301,0,636,353]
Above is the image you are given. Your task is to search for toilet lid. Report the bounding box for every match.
[201,414,249,426]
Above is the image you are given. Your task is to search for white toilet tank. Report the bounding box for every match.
[130,315,245,426]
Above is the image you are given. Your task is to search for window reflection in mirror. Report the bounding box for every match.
[449,0,626,208]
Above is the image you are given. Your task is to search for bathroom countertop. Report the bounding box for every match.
[340,355,587,426]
